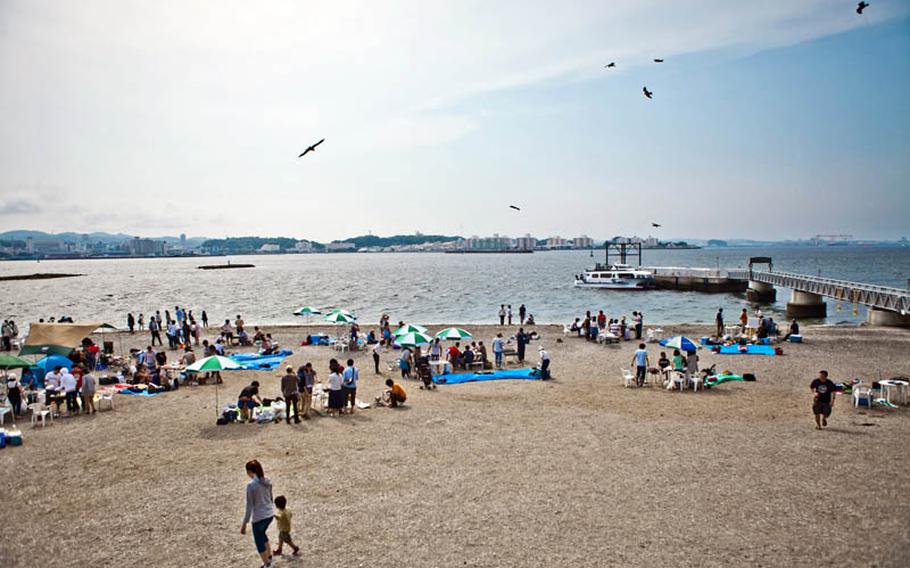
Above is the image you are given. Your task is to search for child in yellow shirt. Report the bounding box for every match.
[273,495,301,557]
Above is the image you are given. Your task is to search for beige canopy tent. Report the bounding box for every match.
[19,322,104,356]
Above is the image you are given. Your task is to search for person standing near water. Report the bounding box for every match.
[127,313,135,334]
[240,460,275,568]
[519,304,527,325]
[498,305,506,326]
[342,359,359,414]
[516,328,528,363]
[633,311,644,340]
[201,310,209,328]
[372,341,383,374]
[507,305,513,325]
[715,308,724,338]
[280,366,300,424]
[138,313,145,331]
[810,370,836,430]
[149,317,162,346]
[492,333,505,369]
[632,343,649,387]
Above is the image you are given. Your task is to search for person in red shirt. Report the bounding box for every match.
[447,343,462,370]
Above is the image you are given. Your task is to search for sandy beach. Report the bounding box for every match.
[2,323,909,567]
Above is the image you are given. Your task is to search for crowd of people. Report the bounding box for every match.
[568,309,645,341]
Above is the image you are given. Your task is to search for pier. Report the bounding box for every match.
[645,264,910,326]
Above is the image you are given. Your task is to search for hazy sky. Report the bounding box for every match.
[1,1,908,241]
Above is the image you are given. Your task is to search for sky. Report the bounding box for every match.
[0,1,908,242]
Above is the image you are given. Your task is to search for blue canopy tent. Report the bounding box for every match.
[27,355,73,389]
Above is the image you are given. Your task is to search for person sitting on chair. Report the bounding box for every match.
[462,345,475,369]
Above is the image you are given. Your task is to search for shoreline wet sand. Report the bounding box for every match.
[2,324,909,567]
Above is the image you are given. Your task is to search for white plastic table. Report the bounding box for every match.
[428,360,451,376]
[879,379,909,405]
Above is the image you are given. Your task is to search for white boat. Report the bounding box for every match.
[574,263,655,290]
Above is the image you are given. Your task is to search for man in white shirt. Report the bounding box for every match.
[538,346,551,380]
[372,342,383,374]
[43,366,64,414]
[61,370,79,414]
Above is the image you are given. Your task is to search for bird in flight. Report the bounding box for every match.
[856,2,869,14]
[298,138,325,158]
[651,222,661,228]
[653,58,664,63]
[509,205,521,211]
[604,62,616,68]
[643,87,653,99]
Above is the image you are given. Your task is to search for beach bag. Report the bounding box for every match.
[216,417,228,425]
[743,373,756,382]
[774,347,784,355]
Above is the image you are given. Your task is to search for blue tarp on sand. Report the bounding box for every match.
[229,350,293,371]
[714,344,776,356]
[433,368,541,385]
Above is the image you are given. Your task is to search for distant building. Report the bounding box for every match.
[463,234,512,251]
[572,235,594,249]
[258,243,281,253]
[25,237,65,254]
[126,237,167,256]
[326,242,356,251]
[179,233,187,249]
[543,236,569,250]
[293,240,313,252]
[514,234,537,251]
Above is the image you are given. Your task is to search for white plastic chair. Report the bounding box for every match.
[668,371,687,391]
[29,401,53,427]
[562,325,572,336]
[97,390,115,411]
[621,368,635,388]
[853,386,873,408]
[0,403,12,425]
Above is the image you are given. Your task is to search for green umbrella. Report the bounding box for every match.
[324,311,356,324]
[394,324,428,337]
[0,354,33,369]
[293,306,322,316]
[394,331,432,347]
[186,355,242,373]
[435,327,472,341]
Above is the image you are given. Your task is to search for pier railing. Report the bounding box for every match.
[727,270,910,313]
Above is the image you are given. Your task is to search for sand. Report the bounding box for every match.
[2,324,909,567]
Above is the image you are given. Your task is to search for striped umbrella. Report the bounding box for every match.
[435,327,472,341]
[394,324,428,337]
[324,311,356,324]
[660,336,702,352]
[185,355,242,373]
[327,308,356,318]
[293,306,322,316]
[394,331,432,347]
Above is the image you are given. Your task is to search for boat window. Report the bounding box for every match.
[619,273,634,278]
[591,273,599,278]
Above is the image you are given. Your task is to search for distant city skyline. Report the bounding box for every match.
[1,2,908,241]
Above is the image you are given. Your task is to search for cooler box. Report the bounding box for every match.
[788,335,803,343]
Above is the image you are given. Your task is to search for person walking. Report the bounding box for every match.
[240,460,275,568]
[280,366,300,424]
[498,305,506,326]
[631,343,649,387]
[810,370,836,429]
[149,317,162,347]
[518,304,527,326]
[715,308,724,338]
[372,341,383,374]
[272,495,301,557]
[342,359,359,414]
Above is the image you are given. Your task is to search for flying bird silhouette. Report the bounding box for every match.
[651,222,661,228]
[604,62,616,68]
[509,205,521,211]
[653,58,664,63]
[298,138,325,158]
[643,87,653,99]
[856,2,869,14]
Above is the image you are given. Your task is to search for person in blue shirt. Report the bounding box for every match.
[341,359,359,414]
[631,343,650,387]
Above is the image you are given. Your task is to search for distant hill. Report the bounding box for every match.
[340,234,461,248]
[0,229,208,247]
[200,236,324,253]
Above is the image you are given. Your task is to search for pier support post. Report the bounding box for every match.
[867,308,910,327]
[747,281,776,303]
[786,290,826,318]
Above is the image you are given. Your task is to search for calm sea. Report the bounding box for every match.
[2,246,908,329]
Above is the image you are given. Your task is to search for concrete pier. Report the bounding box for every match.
[787,290,826,318]
[867,308,910,327]
[645,268,747,293]
[747,280,776,303]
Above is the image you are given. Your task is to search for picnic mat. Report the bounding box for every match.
[229,350,293,371]
[433,368,541,385]
[699,339,776,356]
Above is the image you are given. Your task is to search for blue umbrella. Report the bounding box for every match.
[35,355,73,372]
[659,336,702,352]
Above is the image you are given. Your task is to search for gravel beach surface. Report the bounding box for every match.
[2,324,909,567]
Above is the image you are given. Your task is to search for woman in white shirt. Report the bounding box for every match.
[326,358,344,416]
